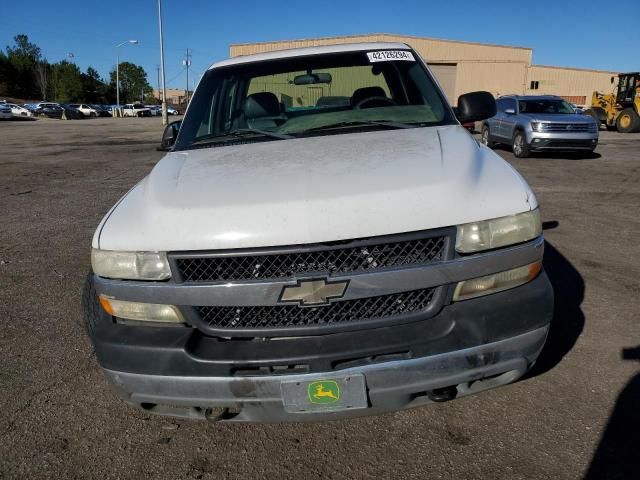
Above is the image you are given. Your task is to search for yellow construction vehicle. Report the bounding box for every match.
[585,72,640,133]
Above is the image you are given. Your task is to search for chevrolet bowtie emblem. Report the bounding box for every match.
[279,279,349,306]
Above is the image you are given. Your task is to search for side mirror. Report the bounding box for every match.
[504,108,516,115]
[158,120,182,151]
[456,91,497,123]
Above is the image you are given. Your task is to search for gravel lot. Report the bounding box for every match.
[1,117,638,479]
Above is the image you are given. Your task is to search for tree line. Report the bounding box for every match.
[0,34,154,104]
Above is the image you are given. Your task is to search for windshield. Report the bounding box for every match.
[518,99,575,114]
[175,49,455,150]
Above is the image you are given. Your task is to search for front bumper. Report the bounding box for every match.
[106,325,548,422]
[527,131,598,150]
[88,266,553,421]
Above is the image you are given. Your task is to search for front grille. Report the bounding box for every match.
[195,288,436,331]
[174,233,448,283]
[539,123,595,132]
[543,140,595,149]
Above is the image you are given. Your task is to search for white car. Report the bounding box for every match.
[67,104,98,117]
[122,103,151,117]
[6,103,33,117]
[85,42,553,422]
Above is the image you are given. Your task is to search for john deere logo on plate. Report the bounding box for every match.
[308,380,340,404]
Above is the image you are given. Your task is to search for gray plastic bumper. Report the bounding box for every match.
[105,325,549,422]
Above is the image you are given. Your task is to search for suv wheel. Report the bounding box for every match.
[481,125,495,148]
[512,131,530,158]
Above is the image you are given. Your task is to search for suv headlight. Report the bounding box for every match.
[530,122,542,132]
[91,249,171,280]
[455,209,542,254]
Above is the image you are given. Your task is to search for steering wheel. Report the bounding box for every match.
[354,96,397,109]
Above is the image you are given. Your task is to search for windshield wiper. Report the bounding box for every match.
[297,120,423,135]
[190,128,292,147]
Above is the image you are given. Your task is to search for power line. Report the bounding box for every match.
[166,67,185,84]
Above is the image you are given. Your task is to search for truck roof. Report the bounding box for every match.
[209,42,411,69]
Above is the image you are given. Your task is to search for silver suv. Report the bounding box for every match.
[481,95,598,157]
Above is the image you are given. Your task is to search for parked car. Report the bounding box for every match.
[34,103,64,118]
[167,106,180,115]
[84,42,552,422]
[122,103,152,117]
[61,105,86,120]
[481,95,598,157]
[5,103,33,117]
[67,103,99,117]
[0,104,12,119]
[146,105,162,116]
[90,105,112,117]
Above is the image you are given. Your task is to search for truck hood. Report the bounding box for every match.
[96,125,537,251]
[522,113,595,123]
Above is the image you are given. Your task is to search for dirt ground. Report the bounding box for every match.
[0,117,638,479]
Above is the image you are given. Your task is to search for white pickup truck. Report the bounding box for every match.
[84,42,553,422]
[121,103,151,117]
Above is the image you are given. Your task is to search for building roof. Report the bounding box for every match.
[210,41,410,69]
[531,64,618,75]
[230,33,532,52]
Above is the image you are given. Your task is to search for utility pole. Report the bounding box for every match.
[115,40,138,113]
[184,48,191,109]
[156,65,160,102]
[157,0,168,125]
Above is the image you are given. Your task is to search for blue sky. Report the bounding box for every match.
[1,0,638,90]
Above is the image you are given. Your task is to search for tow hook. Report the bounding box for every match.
[427,386,458,402]
[205,406,241,422]
[205,407,230,422]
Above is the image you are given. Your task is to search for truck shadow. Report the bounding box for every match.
[526,239,585,378]
[583,347,640,479]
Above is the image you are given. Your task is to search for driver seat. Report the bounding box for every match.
[351,86,388,107]
[242,92,285,130]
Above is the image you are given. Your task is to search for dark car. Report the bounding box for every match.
[60,104,86,120]
[34,103,64,118]
[91,105,112,117]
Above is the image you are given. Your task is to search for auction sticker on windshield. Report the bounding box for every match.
[367,50,415,62]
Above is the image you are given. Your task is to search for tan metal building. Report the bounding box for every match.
[230,33,616,107]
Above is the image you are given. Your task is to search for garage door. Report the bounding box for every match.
[428,63,457,105]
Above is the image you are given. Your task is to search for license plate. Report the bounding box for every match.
[281,374,368,413]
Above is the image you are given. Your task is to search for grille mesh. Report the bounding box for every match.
[175,235,447,282]
[195,288,436,331]
[539,123,595,132]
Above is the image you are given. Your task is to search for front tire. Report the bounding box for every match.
[512,131,530,158]
[481,125,495,148]
[616,108,640,133]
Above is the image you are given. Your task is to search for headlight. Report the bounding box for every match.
[91,249,171,280]
[531,122,542,132]
[99,296,185,324]
[456,209,542,254]
[453,261,542,301]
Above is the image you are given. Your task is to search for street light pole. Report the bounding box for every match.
[157,0,168,125]
[115,40,138,115]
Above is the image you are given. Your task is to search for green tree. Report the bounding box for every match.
[109,61,152,104]
[0,51,17,97]
[5,34,42,98]
[51,61,83,102]
[82,66,105,103]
